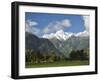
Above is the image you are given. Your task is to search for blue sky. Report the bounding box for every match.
[25,12,86,37]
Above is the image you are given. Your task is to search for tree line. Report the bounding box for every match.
[25,49,89,64]
[25,49,61,64]
[69,49,89,60]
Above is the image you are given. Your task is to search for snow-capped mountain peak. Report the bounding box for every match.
[42,30,89,41]
[42,30,73,40]
[55,30,69,40]
[75,30,89,37]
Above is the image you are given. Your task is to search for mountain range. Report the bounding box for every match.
[26,30,89,58]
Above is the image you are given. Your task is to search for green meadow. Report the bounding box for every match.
[26,60,89,68]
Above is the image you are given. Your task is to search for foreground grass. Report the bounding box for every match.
[26,60,89,68]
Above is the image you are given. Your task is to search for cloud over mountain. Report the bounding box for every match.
[83,16,89,32]
[25,15,89,38]
[25,20,40,35]
[43,19,71,34]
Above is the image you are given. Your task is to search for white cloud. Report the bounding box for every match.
[43,19,71,34]
[61,19,71,27]
[25,20,40,35]
[83,16,89,32]
[26,20,38,27]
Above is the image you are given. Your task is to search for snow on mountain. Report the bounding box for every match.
[54,30,73,40]
[75,30,89,37]
[42,30,89,41]
[42,33,55,39]
[42,30,72,40]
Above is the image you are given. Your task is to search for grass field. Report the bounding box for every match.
[26,60,89,68]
